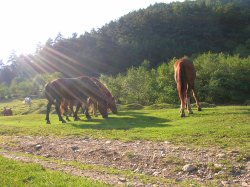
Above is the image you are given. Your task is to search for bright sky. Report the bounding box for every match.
[0,0,183,63]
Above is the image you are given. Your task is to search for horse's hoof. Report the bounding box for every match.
[198,107,202,111]
[46,121,51,124]
[86,117,91,121]
[62,120,66,123]
[180,113,185,117]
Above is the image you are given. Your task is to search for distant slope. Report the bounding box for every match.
[14,0,250,76]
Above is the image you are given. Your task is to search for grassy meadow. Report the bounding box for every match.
[0,99,249,152]
[0,155,109,187]
[0,98,249,186]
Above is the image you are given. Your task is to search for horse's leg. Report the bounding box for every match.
[179,84,187,118]
[74,103,81,121]
[65,104,71,121]
[192,87,202,111]
[187,85,193,114]
[45,101,52,124]
[83,104,91,120]
[93,102,98,117]
[180,99,185,117]
[55,99,66,123]
[70,105,74,116]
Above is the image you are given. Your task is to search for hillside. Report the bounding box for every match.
[1,0,249,81]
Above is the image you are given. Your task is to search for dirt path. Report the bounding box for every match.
[0,135,249,186]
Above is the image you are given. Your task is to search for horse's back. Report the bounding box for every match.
[174,57,196,85]
[46,76,102,101]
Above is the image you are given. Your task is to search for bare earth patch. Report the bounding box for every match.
[0,135,249,186]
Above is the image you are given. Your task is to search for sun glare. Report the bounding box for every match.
[0,0,179,63]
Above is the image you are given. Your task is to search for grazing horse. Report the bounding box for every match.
[2,107,13,116]
[90,77,117,114]
[45,76,108,124]
[23,97,32,107]
[174,57,201,117]
[60,77,117,120]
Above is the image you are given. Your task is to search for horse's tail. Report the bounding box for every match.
[176,61,186,106]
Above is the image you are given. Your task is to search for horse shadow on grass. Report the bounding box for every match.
[68,110,171,130]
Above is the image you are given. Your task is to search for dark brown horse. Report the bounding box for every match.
[90,77,117,114]
[45,76,108,124]
[60,77,117,120]
[2,107,13,116]
[174,57,201,117]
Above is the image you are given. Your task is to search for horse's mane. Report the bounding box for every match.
[90,77,113,98]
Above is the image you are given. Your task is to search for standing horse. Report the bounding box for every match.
[45,76,108,124]
[23,97,32,107]
[174,57,201,117]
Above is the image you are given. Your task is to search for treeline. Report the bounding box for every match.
[100,53,250,105]
[0,53,249,104]
[0,72,61,99]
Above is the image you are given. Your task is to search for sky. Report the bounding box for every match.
[0,0,183,63]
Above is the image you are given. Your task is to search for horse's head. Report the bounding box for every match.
[107,96,117,114]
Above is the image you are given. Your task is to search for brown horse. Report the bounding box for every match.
[60,77,117,120]
[45,76,108,124]
[90,77,117,114]
[174,57,201,117]
[2,107,13,116]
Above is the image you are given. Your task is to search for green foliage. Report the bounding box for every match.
[102,53,250,104]
[194,53,250,103]
[0,72,62,99]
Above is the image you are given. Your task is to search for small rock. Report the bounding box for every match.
[221,181,229,186]
[160,151,166,157]
[214,164,223,168]
[152,171,161,176]
[134,168,140,172]
[118,177,126,182]
[241,182,249,187]
[216,153,226,158]
[35,144,42,150]
[175,178,182,182]
[164,141,170,144]
[182,164,197,172]
[71,146,79,152]
[105,140,111,144]
[43,154,51,158]
[217,171,224,175]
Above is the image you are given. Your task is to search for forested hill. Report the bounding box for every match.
[1,0,250,80]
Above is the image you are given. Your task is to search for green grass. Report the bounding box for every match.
[0,99,249,153]
[0,99,249,186]
[0,155,109,187]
